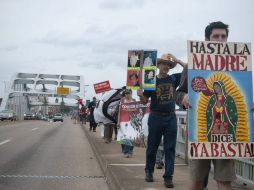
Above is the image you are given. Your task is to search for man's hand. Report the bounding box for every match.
[137,89,143,97]
[182,94,192,109]
[137,89,148,104]
[167,53,178,62]
[167,53,186,67]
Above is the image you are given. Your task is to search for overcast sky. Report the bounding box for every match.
[0,0,254,100]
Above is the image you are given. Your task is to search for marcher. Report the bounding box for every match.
[155,137,164,169]
[113,125,118,140]
[72,110,79,124]
[104,123,114,143]
[88,97,97,132]
[83,105,88,125]
[137,53,185,188]
[176,21,236,190]
[119,89,136,158]
[79,105,86,125]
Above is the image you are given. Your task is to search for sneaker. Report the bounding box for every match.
[93,130,96,132]
[124,154,130,158]
[145,172,153,182]
[164,179,174,188]
[156,164,163,169]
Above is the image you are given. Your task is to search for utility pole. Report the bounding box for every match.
[84,84,89,106]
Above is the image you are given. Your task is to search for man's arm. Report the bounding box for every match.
[175,65,191,109]
[167,53,186,67]
[137,89,149,104]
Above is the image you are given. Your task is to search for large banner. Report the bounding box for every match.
[117,101,150,147]
[127,50,157,91]
[188,40,254,159]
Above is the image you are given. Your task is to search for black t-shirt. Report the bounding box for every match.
[143,73,181,113]
[177,65,188,93]
[88,101,96,116]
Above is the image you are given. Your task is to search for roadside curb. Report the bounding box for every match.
[81,124,123,190]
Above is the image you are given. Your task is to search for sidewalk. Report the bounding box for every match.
[81,124,251,190]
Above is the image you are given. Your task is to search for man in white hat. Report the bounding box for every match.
[137,53,185,188]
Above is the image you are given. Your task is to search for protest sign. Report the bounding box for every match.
[188,41,254,159]
[126,50,157,90]
[117,101,150,147]
[94,80,111,94]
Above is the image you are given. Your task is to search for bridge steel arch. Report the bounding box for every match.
[0,72,84,120]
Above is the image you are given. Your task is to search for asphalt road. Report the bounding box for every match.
[0,118,108,190]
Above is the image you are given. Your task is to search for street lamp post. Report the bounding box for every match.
[84,84,89,106]
[84,84,89,97]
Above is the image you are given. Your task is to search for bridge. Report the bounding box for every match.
[0,72,84,119]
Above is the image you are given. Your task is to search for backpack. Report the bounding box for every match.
[94,87,125,124]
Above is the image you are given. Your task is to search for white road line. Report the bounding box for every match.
[108,163,187,166]
[31,128,39,131]
[108,164,145,166]
[0,175,105,179]
[0,139,11,146]
[174,163,188,166]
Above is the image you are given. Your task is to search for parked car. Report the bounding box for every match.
[0,110,17,121]
[36,114,43,120]
[41,114,49,121]
[24,112,36,120]
[53,113,63,122]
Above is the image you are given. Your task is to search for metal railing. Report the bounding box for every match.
[234,158,254,187]
[175,110,254,187]
[175,110,188,163]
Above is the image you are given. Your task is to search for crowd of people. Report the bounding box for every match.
[72,21,253,190]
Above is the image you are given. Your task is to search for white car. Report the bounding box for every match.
[53,113,63,122]
[24,112,36,120]
[0,110,17,121]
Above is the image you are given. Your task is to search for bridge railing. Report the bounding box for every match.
[175,111,254,187]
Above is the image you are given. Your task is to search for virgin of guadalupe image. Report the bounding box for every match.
[196,73,249,143]
[206,81,237,142]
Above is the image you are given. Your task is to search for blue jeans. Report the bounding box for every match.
[122,139,134,155]
[156,149,164,165]
[145,112,177,180]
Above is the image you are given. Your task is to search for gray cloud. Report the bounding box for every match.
[0,46,18,51]
[99,0,147,10]
[37,31,92,48]
[34,22,193,72]
[1,0,254,100]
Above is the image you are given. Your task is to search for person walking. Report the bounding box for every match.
[138,53,185,188]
